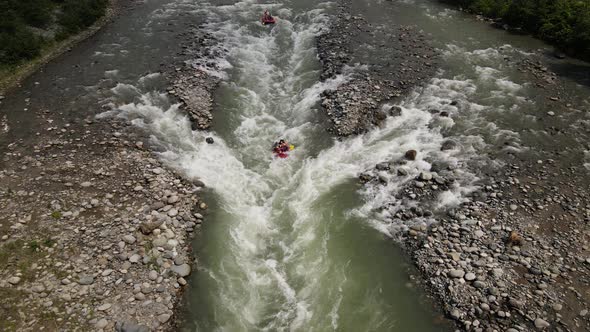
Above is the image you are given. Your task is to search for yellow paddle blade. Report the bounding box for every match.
[289,145,295,151]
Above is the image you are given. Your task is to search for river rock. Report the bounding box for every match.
[97,303,112,311]
[78,275,94,285]
[170,263,191,277]
[148,270,158,281]
[122,235,136,244]
[115,321,150,332]
[405,150,417,161]
[449,269,465,278]
[534,318,550,329]
[464,272,476,281]
[491,268,503,278]
[389,105,402,116]
[157,313,171,323]
[441,139,458,151]
[129,254,141,263]
[8,276,21,285]
[205,137,214,144]
[375,109,387,121]
[447,252,460,261]
[376,162,390,171]
[167,208,178,217]
[139,220,163,235]
[152,236,167,248]
[418,172,432,181]
[96,318,108,329]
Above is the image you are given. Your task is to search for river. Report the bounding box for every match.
[2,0,590,331]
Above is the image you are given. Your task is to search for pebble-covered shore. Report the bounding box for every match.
[0,25,221,332]
[317,0,437,136]
[0,115,207,331]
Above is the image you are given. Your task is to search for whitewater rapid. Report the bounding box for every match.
[97,0,541,330]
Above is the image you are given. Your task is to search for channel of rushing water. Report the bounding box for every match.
[113,0,448,330]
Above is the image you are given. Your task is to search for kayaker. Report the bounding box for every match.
[273,139,289,153]
[262,9,273,21]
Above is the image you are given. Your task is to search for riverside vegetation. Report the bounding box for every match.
[441,0,590,57]
[0,0,108,68]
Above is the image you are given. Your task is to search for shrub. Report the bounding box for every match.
[57,0,108,37]
[13,0,55,28]
[0,25,43,64]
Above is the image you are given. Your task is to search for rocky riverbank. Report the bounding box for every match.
[0,13,221,332]
[317,0,438,136]
[372,156,590,332]
[0,110,207,331]
[164,28,222,131]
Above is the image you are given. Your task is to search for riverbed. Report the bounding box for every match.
[1,0,590,331]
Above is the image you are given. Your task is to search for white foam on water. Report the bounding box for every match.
[102,0,513,330]
[104,69,119,78]
[92,51,115,57]
[0,114,8,134]
[106,1,357,329]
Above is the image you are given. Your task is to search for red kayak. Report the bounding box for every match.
[261,16,276,25]
[275,152,288,158]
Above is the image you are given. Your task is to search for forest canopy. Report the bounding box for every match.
[442,0,590,57]
[0,0,108,66]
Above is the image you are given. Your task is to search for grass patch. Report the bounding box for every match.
[28,240,40,252]
[0,287,26,331]
[43,238,56,248]
[51,211,61,219]
[0,238,46,282]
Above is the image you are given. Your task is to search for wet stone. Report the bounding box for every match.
[170,263,191,277]
[449,269,465,278]
[534,318,550,329]
[405,149,417,160]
